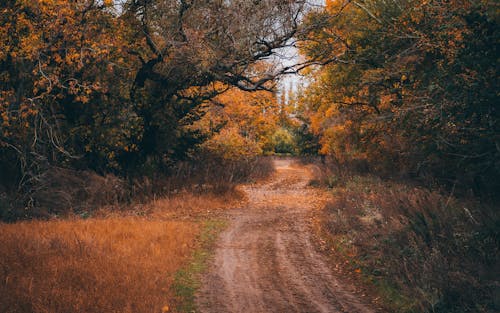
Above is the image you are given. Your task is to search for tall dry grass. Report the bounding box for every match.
[95,190,245,220]
[0,218,199,313]
[0,156,267,312]
[1,167,128,221]
[0,171,247,313]
[154,155,274,194]
[316,174,499,312]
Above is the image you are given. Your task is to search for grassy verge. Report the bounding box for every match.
[171,219,227,313]
[0,218,199,313]
[0,192,234,313]
[314,175,499,313]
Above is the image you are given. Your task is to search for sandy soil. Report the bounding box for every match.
[196,159,376,313]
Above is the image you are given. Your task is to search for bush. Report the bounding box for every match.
[271,127,297,154]
[156,154,273,194]
[0,155,274,221]
[0,168,129,221]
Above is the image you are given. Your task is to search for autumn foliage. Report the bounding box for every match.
[296,0,499,197]
[0,2,498,312]
[294,2,499,311]
[0,0,302,217]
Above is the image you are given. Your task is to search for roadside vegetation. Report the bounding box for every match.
[0,193,244,313]
[296,0,498,199]
[294,0,500,312]
[172,219,227,313]
[0,217,197,313]
[309,160,499,313]
[295,2,499,311]
[0,1,498,313]
[0,0,297,220]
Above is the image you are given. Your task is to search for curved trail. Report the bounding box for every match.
[196,159,375,313]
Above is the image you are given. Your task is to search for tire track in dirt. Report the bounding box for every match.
[196,159,375,313]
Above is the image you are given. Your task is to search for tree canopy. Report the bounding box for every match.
[1,0,498,200]
[0,0,310,191]
[295,0,499,196]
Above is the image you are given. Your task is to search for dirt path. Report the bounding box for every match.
[196,159,375,313]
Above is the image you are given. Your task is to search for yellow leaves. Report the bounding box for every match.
[53,53,63,64]
[75,95,90,104]
[15,16,42,59]
[65,49,81,66]
[1,111,10,127]
[190,86,280,155]
[38,0,57,5]
[324,106,337,119]
[123,144,137,153]
[325,0,345,13]
[379,94,394,110]
[202,127,262,160]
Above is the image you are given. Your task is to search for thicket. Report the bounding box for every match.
[296,1,499,311]
[296,0,499,199]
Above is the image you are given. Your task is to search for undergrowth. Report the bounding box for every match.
[0,156,273,221]
[316,174,499,312]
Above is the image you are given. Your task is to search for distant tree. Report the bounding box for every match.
[197,86,281,154]
[271,127,297,154]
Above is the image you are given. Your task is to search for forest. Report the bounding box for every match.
[0,1,498,313]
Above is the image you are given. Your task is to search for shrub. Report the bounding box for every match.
[271,127,297,154]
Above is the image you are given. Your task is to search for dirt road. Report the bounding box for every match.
[196,159,375,313]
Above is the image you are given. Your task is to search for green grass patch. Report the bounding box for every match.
[171,219,227,313]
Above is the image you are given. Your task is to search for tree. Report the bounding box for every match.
[297,0,499,196]
[1,0,320,201]
[120,0,311,168]
[0,0,134,192]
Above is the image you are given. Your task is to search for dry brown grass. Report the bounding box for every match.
[1,157,272,222]
[315,174,499,313]
[99,190,245,221]
[0,187,245,313]
[0,218,198,313]
[0,155,263,312]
